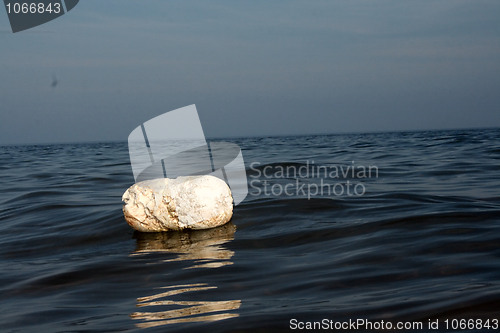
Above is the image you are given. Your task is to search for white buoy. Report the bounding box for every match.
[122,175,233,232]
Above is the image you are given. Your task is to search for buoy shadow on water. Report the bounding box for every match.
[129,223,240,328]
[130,283,241,328]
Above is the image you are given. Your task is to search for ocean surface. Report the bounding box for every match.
[1,128,499,332]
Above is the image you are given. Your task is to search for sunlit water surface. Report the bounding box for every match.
[1,128,499,332]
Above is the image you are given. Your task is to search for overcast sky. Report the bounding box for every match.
[0,0,499,144]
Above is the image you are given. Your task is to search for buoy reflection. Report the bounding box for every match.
[130,223,240,328]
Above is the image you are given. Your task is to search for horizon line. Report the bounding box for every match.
[1,125,498,147]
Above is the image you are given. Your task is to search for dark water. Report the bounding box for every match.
[1,128,499,332]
